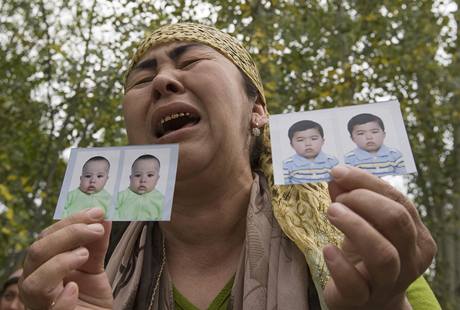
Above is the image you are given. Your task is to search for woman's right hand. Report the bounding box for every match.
[19,208,114,309]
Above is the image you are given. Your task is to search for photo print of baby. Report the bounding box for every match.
[54,144,178,221]
[269,100,416,185]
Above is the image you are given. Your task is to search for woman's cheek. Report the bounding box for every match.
[123,96,152,144]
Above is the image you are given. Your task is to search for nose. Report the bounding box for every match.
[7,298,22,310]
[151,69,184,101]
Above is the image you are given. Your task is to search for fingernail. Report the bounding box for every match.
[87,223,104,233]
[68,282,78,295]
[323,245,338,262]
[328,202,347,217]
[86,207,105,220]
[73,247,88,257]
[330,165,349,179]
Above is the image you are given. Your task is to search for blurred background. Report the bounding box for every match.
[0,0,458,308]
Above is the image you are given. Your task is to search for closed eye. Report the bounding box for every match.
[133,76,154,86]
[179,58,203,69]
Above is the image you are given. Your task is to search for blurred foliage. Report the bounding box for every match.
[0,0,459,308]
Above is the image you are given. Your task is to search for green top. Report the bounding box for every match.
[407,276,441,309]
[173,276,234,310]
[171,275,437,310]
[114,188,164,221]
[63,188,111,218]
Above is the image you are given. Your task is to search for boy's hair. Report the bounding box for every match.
[82,156,110,172]
[132,154,161,170]
[347,113,385,135]
[1,276,18,296]
[288,120,324,142]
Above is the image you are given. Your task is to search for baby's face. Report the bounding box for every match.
[351,121,386,153]
[79,161,109,194]
[129,159,160,194]
[291,128,325,159]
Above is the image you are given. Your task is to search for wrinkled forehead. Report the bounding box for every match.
[125,22,266,105]
[128,42,219,77]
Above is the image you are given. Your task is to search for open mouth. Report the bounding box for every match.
[155,112,200,138]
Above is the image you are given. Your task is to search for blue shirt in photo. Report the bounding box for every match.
[344,144,406,176]
[283,152,339,184]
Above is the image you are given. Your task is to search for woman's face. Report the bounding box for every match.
[123,42,258,181]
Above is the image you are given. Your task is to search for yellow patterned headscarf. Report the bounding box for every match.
[126,22,342,309]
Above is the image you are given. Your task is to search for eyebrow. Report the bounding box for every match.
[131,43,204,73]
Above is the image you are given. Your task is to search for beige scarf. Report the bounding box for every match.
[106,174,316,309]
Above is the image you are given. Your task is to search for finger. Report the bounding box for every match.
[79,220,112,274]
[330,165,420,220]
[39,207,106,239]
[331,165,437,278]
[328,179,347,202]
[20,247,88,309]
[327,202,400,290]
[335,189,417,259]
[24,222,105,277]
[323,245,370,308]
[415,229,437,274]
[53,282,79,310]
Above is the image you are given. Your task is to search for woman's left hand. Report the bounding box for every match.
[324,165,436,310]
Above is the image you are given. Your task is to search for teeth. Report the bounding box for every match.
[161,112,192,124]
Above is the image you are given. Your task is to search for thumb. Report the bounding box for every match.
[328,165,356,201]
[328,179,346,202]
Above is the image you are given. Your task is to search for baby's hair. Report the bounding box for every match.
[288,120,324,142]
[132,154,161,170]
[82,156,110,172]
[347,113,385,135]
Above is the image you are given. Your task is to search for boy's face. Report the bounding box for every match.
[129,159,160,194]
[79,160,109,194]
[1,283,24,310]
[291,128,325,159]
[351,121,386,153]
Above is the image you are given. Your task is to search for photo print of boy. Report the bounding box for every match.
[114,154,165,220]
[345,113,406,176]
[283,120,339,184]
[62,156,112,217]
